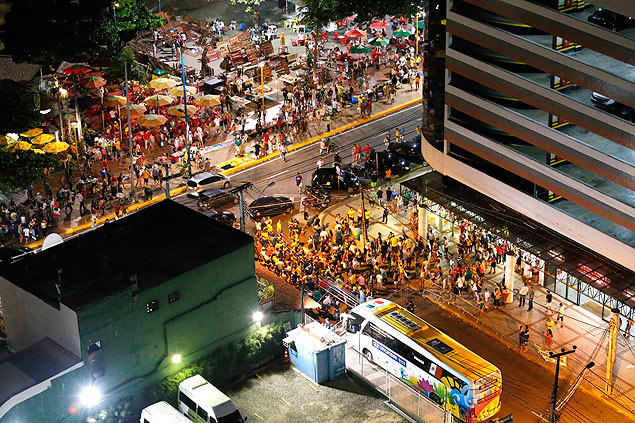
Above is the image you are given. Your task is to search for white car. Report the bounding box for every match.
[187,172,231,196]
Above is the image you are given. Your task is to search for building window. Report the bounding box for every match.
[146,299,159,313]
[168,290,180,304]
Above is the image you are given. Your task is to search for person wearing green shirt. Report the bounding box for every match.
[527,286,535,311]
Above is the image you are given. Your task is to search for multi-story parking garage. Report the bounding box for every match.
[418,0,635,318]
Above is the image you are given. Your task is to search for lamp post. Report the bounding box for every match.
[112,3,120,51]
[58,88,67,143]
[179,41,192,179]
[124,62,136,200]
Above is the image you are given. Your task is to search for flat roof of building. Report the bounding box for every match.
[0,337,81,410]
[0,200,253,311]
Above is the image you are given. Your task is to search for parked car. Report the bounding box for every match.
[388,134,426,164]
[590,92,635,122]
[187,172,231,197]
[206,209,236,225]
[587,8,634,31]
[196,188,237,209]
[312,167,360,193]
[366,151,411,176]
[247,196,294,218]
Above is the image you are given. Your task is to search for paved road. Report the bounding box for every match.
[174,103,422,226]
[174,104,630,422]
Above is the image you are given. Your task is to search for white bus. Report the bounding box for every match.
[347,299,502,422]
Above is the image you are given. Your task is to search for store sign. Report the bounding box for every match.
[578,264,609,286]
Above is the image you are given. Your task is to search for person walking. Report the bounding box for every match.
[545,316,554,337]
[625,318,633,338]
[545,289,553,313]
[382,207,389,223]
[518,283,529,307]
[556,303,565,328]
[280,143,287,162]
[527,285,535,311]
[544,329,554,351]
[295,172,303,193]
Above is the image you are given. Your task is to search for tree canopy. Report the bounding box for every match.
[1,0,161,66]
[0,150,60,194]
[341,0,420,24]
[0,79,43,135]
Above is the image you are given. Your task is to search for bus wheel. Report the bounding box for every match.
[363,349,373,363]
[459,406,469,422]
[429,393,443,406]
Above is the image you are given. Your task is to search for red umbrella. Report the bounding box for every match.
[64,64,92,75]
[398,16,409,23]
[344,28,366,38]
[370,21,390,30]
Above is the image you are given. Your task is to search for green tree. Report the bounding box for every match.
[0,150,60,194]
[299,0,345,84]
[110,0,164,46]
[104,49,151,85]
[341,0,420,24]
[0,79,43,135]
[231,0,264,27]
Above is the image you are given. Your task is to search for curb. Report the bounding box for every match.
[420,292,635,418]
[220,98,422,176]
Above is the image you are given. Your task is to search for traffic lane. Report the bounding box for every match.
[229,104,422,190]
[405,297,630,423]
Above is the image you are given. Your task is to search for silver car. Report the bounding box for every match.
[187,172,231,196]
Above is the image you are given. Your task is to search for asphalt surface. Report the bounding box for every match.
[173,104,632,422]
[173,103,422,226]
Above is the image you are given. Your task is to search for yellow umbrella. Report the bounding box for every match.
[281,32,285,46]
[148,78,178,90]
[137,114,168,127]
[32,149,46,154]
[32,133,56,145]
[6,141,32,152]
[103,95,127,107]
[144,94,174,108]
[194,95,221,107]
[43,141,70,153]
[168,104,199,117]
[20,128,43,138]
[128,104,147,117]
[0,135,13,146]
[168,86,197,97]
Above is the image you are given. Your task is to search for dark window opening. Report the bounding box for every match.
[168,290,180,304]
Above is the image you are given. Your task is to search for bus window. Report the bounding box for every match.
[347,312,364,333]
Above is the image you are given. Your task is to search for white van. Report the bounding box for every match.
[178,375,246,423]
[140,401,193,423]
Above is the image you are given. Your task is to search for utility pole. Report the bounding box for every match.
[360,185,367,250]
[228,182,254,232]
[606,308,620,395]
[549,346,577,423]
[179,43,192,179]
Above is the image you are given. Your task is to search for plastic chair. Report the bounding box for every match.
[291,38,298,46]
[238,23,246,32]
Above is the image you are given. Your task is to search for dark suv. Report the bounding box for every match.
[312,167,360,193]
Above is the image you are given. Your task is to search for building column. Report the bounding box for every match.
[418,207,427,241]
[505,253,515,303]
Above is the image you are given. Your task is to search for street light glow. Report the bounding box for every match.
[253,311,264,323]
[59,88,68,96]
[171,354,182,363]
[79,386,101,406]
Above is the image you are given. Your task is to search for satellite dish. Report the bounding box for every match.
[42,233,64,251]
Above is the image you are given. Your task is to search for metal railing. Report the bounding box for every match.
[346,346,452,423]
[319,277,360,308]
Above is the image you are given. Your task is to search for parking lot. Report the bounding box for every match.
[224,363,408,423]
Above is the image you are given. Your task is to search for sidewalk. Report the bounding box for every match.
[316,175,635,415]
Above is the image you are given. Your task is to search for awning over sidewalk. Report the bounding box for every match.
[403,172,635,309]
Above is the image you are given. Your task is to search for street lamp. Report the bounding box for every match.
[79,385,102,407]
[112,3,120,51]
[253,311,264,326]
[58,88,68,143]
[171,354,182,363]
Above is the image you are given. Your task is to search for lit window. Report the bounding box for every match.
[146,300,159,313]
